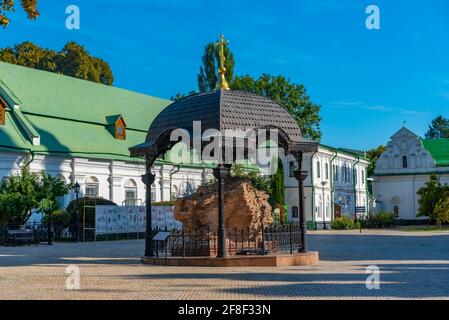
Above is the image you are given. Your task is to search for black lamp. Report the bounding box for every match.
[74,182,80,242]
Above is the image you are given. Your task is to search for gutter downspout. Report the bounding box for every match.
[310,150,318,230]
[22,151,36,167]
[330,151,338,224]
[353,157,361,220]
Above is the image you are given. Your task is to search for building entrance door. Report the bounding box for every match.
[334,204,342,219]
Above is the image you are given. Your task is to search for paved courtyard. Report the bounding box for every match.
[1,229,449,300]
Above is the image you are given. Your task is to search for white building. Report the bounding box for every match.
[0,62,213,223]
[0,61,369,229]
[284,145,369,229]
[373,127,449,222]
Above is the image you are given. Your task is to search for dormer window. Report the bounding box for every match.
[106,115,126,140]
[0,96,7,126]
[115,119,126,140]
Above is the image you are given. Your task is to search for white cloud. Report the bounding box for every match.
[329,101,424,115]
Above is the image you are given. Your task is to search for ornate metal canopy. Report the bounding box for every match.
[130,34,318,259]
[129,89,318,164]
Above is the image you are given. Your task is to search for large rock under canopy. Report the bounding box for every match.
[174,177,273,236]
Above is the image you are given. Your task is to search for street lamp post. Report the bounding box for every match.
[74,182,80,242]
[321,181,327,230]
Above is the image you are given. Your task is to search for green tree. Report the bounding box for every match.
[170,90,197,102]
[366,145,386,177]
[37,171,72,219]
[425,115,449,139]
[0,0,39,27]
[269,158,285,207]
[0,166,40,226]
[231,164,270,193]
[417,173,446,223]
[231,74,321,141]
[197,42,234,92]
[0,41,114,85]
[66,197,117,237]
[434,193,449,227]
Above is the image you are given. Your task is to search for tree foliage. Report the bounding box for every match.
[232,164,270,194]
[179,40,322,140]
[425,115,449,139]
[269,158,285,207]
[0,0,39,27]
[0,167,72,227]
[231,74,321,141]
[37,172,72,217]
[0,166,39,226]
[66,197,117,234]
[366,145,386,177]
[417,173,448,224]
[197,42,234,93]
[0,41,114,85]
[434,194,449,227]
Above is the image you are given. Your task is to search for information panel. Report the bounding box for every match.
[95,205,181,235]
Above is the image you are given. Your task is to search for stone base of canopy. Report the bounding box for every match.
[141,251,319,267]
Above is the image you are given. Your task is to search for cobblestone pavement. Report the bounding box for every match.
[1,229,449,300]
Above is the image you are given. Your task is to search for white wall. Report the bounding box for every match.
[0,151,211,224]
[283,147,369,228]
[373,127,449,220]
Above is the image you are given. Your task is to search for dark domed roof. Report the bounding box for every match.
[130,89,316,158]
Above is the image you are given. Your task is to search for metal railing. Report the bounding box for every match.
[153,223,303,257]
[25,222,75,242]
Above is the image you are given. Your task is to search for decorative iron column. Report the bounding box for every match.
[213,164,230,258]
[142,171,156,257]
[294,151,309,253]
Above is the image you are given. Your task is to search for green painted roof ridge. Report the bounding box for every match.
[0,78,22,106]
[0,61,172,130]
[0,61,169,102]
[319,143,367,159]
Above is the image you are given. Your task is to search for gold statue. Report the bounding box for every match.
[215,34,231,90]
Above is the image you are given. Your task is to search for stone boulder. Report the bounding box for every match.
[174,177,273,237]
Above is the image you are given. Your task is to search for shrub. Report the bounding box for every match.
[365,211,396,228]
[66,197,117,234]
[153,201,174,206]
[43,210,71,239]
[331,216,359,230]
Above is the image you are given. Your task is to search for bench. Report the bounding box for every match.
[5,229,38,246]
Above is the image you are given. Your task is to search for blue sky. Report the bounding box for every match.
[1,0,449,150]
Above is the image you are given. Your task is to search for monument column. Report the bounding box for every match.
[213,164,230,258]
[142,170,156,257]
[293,151,309,253]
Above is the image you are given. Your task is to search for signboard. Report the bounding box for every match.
[152,231,171,241]
[95,205,180,235]
[355,206,366,213]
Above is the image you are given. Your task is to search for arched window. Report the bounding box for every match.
[171,185,179,201]
[402,155,408,168]
[291,206,299,219]
[125,179,138,206]
[316,160,321,179]
[86,176,99,198]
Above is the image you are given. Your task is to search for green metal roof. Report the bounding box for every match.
[0,62,172,162]
[420,138,449,166]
